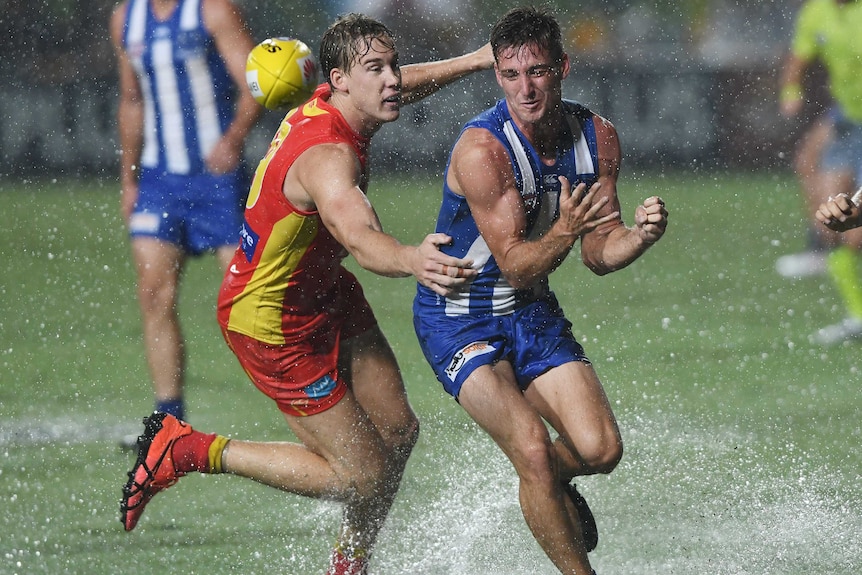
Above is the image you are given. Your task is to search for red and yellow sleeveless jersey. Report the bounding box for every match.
[217,84,370,345]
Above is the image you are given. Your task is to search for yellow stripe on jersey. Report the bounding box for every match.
[247,118,294,210]
[246,100,328,210]
[226,212,319,344]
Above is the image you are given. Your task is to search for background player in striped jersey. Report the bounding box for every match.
[413,7,667,574]
[120,13,493,575]
[110,0,261,423]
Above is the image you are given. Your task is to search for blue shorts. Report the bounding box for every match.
[129,168,249,255]
[413,295,590,398]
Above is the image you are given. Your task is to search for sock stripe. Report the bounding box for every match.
[208,435,230,474]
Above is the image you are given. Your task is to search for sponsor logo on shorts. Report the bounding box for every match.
[303,374,337,399]
[444,341,495,381]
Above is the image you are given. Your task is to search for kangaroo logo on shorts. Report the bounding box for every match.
[445,341,495,381]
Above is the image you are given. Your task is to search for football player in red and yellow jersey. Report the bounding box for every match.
[121,13,493,575]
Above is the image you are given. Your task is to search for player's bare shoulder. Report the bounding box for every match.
[591,112,619,144]
[109,1,130,47]
[200,0,237,21]
[286,141,362,211]
[591,112,621,178]
[449,127,511,193]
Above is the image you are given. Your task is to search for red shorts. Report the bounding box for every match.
[222,274,377,417]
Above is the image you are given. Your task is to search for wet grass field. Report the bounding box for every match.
[2,171,861,574]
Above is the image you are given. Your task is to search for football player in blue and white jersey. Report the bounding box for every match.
[110,0,261,423]
[413,6,668,574]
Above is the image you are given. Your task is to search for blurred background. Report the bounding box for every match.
[0,0,828,179]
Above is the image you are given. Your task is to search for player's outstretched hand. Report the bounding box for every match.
[413,233,477,296]
[557,176,618,238]
[816,193,862,232]
[634,196,668,245]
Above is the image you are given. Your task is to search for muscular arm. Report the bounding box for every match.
[449,127,616,289]
[286,143,475,295]
[202,0,261,173]
[110,2,144,221]
[579,117,667,275]
[450,117,665,288]
[399,43,493,105]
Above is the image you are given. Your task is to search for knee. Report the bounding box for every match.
[382,413,420,464]
[580,435,623,475]
[386,416,419,485]
[137,280,175,313]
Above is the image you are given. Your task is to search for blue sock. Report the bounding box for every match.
[156,399,185,421]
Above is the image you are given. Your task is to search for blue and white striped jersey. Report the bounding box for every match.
[123,0,235,176]
[414,98,599,317]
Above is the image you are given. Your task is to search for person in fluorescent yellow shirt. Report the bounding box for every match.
[780,0,862,344]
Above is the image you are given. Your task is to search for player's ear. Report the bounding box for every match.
[330,68,348,92]
[559,53,571,80]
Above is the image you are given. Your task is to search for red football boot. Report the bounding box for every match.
[120,412,193,531]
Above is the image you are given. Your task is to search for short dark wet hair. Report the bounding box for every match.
[490,6,563,63]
